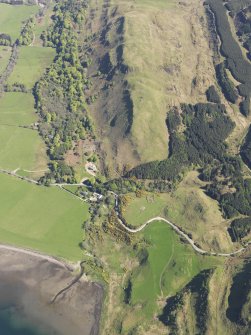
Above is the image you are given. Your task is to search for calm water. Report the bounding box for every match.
[0,307,49,335]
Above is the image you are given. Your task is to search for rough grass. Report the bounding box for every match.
[0,4,39,42]
[131,221,222,318]
[0,46,11,75]
[0,92,36,126]
[0,125,46,171]
[118,0,215,164]
[0,173,88,261]
[124,172,235,253]
[33,6,53,46]
[8,46,55,89]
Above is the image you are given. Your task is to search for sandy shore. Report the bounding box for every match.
[0,248,104,335]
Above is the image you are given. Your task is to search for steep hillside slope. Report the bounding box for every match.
[85,0,216,175]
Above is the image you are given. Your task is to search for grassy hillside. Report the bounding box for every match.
[130,221,221,318]
[0,3,39,42]
[0,173,88,261]
[123,172,235,253]
[87,0,216,173]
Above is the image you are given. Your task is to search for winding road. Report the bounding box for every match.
[117,215,250,257]
[1,168,250,258]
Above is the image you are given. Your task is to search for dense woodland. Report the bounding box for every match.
[35,0,92,184]
[226,0,251,57]
[128,103,234,181]
[0,33,12,46]
[128,95,251,240]
[203,158,251,216]
[229,217,251,241]
[226,261,251,326]
[159,269,213,334]
[206,85,221,104]
[215,63,238,104]
[241,125,251,168]
[206,0,251,116]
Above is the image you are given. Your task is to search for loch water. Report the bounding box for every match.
[0,307,53,335]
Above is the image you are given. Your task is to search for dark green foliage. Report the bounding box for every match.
[226,261,251,325]
[159,269,213,335]
[128,103,234,181]
[124,279,132,304]
[4,82,28,93]
[0,33,11,46]
[35,0,92,183]
[39,161,76,185]
[105,178,143,193]
[206,85,221,103]
[17,17,35,46]
[147,180,173,193]
[240,96,250,117]
[137,248,149,265]
[205,157,251,219]
[241,125,251,168]
[181,103,234,162]
[215,63,238,104]
[228,1,251,59]
[166,107,181,133]
[221,190,251,218]
[244,38,251,55]
[225,0,251,15]
[229,217,251,241]
[206,0,251,113]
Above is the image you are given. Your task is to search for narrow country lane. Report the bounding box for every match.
[117,216,249,257]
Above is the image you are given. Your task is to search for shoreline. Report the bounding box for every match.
[0,243,75,271]
[0,247,104,335]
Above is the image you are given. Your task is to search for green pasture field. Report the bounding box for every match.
[0,3,38,42]
[0,125,46,171]
[8,46,55,89]
[0,46,11,74]
[0,92,36,126]
[0,173,89,261]
[131,221,222,317]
